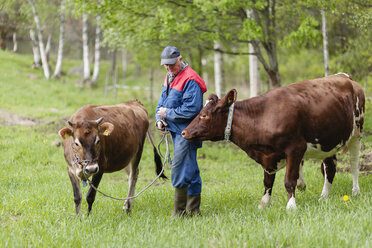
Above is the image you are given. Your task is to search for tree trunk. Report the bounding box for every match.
[321,7,329,76]
[29,0,50,79]
[82,12,91,85]
[53,0,65,78]
[121,49,127,86]
[201,57,209,87]
[110,49,117,78]
[45,34,52,61]
[213,40,225,98]
[12,32,17,52]
[250,1,281,89]
[249,42,261,97]
[0,31,6,50]
[29,29,41,68]
[91,13,101,85]
[247,9,261,97]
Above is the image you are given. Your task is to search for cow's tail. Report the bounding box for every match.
[147,131,168,179]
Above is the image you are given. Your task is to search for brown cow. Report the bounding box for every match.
[59,100,166,214]
[182,73,365,210]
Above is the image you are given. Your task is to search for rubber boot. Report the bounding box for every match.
[186,194,201,216]
[173,187,188,217]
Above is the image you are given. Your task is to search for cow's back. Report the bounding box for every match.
[245,74,363,153]
[70,100,149,172]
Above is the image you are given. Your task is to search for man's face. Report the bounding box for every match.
[164,57,182,75]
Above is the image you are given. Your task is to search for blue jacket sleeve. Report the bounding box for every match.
[165,80,203,122]
[155,86,167,121]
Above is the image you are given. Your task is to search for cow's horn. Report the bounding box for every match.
[96,117,104,124]
[67,120,74,127]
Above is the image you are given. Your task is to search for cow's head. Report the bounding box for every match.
[182,89,237,141]
[59,117,114,179]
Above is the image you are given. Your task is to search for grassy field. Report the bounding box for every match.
[0,50,371,247]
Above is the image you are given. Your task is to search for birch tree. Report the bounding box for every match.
[213,41,225,98]
[28,0,50,79]
[29,29,41,68]
[246,9,260,97]
[53,0,65,78]
[321,7,329,76]
[91,12,101,85]
[12,32,17,52]
[82,12,90,85]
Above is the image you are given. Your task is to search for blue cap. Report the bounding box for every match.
[160,46,180,65]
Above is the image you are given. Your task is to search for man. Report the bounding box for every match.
[155,46,207,216]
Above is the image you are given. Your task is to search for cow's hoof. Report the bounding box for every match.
[123,201,132,214]
[123,206,131,214]
[258,202,270,210]
[258,193,271,209]
[319,191,330,200]
[297,183,306,191]
[352,187,360,196]
[318,195,329,202]
[286,197,297,210]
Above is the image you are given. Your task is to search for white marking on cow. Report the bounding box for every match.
[258,190,271,209]
[286,196,297,210]
[263,159,286,175]
[74,138,82,146]
[204,100,210,107]
[348,135,361,195]
[320,163,332,198]
[304,142,344,160]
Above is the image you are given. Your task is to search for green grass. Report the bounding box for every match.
[0,50,371,247]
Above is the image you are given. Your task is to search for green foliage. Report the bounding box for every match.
[281,16,321,48]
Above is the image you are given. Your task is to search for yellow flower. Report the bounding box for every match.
[343,195,349,201]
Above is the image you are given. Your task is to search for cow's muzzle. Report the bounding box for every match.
[83,163,99,176]
[181,129,195,141]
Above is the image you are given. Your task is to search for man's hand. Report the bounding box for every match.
[157,107,167,119]
[156,120,168,133]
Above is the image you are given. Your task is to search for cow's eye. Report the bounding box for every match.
[201,114,207,119]
[74,142,80,147]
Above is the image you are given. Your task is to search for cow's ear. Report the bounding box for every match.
[59,127,73,139]
[99,122,114,136]
[220,89,237,107]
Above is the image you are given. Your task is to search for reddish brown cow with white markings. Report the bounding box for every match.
[59,100,166,214]
[182,73,365,209]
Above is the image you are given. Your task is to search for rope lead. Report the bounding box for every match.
[87,131,171,201]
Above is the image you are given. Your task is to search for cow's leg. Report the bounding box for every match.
[123,149,142,213]
[86,171,103,214]
[258,172,276,209]
[68,169,82,215]
[284,149,305,210]
[320,156,336,199]
[297,161,306,191]
[348,135,361,195]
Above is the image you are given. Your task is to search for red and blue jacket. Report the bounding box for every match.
[156,66,207,134]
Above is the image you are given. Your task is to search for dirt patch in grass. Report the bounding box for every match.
[337,151,372,174]
[0,108,42,126]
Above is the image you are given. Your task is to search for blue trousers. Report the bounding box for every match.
[171,132,202,195]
